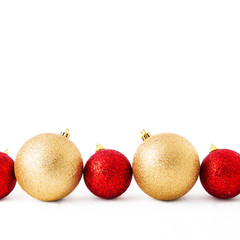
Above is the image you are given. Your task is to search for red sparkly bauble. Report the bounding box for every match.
[84,148,132,199]
[200,149,240,199]
[0,152,16,199]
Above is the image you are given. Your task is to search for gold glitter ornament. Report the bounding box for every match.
[15,129,83,201]
[133,130,200,200]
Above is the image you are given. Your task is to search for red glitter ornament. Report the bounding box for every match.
[84,145,132,199]
[0,151,16,199]
[200,146,240,199]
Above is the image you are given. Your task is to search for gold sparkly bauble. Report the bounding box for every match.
[15,133,83,201]
[133,133,200,200]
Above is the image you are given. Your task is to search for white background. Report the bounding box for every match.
[0,0,240,239]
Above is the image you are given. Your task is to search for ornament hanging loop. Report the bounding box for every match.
[60,129,70,138]
[141,129,151,141]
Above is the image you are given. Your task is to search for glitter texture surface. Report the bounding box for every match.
[200,149,240,199]
[15,133,83,201]
[132,133,200,200]
[0,152,16,199]
[84,149,132,199]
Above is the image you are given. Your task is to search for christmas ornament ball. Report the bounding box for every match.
[15,131,83,201]
[133,131,200,200]
[84,146,132,199]
[0,151,16,199]
[200,147,240,199]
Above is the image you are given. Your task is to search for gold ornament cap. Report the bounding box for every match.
[60,128,70,138]
[141,129,151,141]
[3,149,9,155]
[96,144,104,152]
[210,144,217,152]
